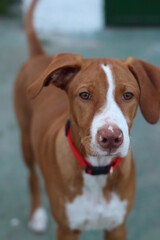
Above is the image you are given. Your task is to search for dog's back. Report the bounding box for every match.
[13,0,71,233]
[14,0,69,154]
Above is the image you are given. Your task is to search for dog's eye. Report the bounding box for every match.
[122,92,134,101]
[79,92,92,100]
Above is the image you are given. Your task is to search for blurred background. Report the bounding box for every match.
[0,0,160,240]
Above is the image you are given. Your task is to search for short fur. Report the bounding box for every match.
[14,0,160,239]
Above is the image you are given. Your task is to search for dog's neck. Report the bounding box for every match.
[87,155,113,167]
[69,117,86,156]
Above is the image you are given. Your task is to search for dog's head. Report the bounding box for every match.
[28,53,160,158]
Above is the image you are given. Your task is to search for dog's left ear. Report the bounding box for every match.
[126,57,160,124]
[28,53,82,99]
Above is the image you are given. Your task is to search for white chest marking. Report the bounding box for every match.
[90,65,130,159]
[66,173,127,231]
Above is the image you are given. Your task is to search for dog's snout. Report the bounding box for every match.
[96,126,123,150]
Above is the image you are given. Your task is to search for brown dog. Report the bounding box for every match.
[14,0,160,239]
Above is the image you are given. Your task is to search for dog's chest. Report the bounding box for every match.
[66,174,127,231]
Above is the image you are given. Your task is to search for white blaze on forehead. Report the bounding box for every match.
[90,64,130,158]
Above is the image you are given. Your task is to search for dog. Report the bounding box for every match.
[14,0,160,239]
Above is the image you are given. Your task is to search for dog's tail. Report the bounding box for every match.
[25,0,45,58]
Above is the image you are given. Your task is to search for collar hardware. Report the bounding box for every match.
[85,165,111,175]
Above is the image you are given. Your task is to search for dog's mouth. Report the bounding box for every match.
[80,135,126,160]
[81,138,119,157]
[89,152,119,158]
[84,146,120,159]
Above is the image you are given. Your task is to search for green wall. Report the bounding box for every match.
[105,0,160,26]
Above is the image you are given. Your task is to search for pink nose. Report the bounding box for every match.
[96,126,123,150]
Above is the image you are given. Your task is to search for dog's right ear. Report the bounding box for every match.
[28,53,82,99]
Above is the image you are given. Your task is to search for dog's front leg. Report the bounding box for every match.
[104,224,126,240]
[57,226,80,240]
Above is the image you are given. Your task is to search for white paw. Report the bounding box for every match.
[28,207,48,233]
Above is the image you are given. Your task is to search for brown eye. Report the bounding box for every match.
[122,92,134,101]
[79,92,92,100]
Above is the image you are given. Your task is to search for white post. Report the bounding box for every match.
[22,0,104,34]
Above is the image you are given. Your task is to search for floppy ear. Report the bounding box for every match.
[126,57,160,124]
[28,53,82,98]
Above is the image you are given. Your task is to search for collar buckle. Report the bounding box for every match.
[85,165,111,176]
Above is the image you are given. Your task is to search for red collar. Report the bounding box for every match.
[65,120,122,176]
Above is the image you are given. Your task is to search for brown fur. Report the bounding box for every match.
[14,1,160,239]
